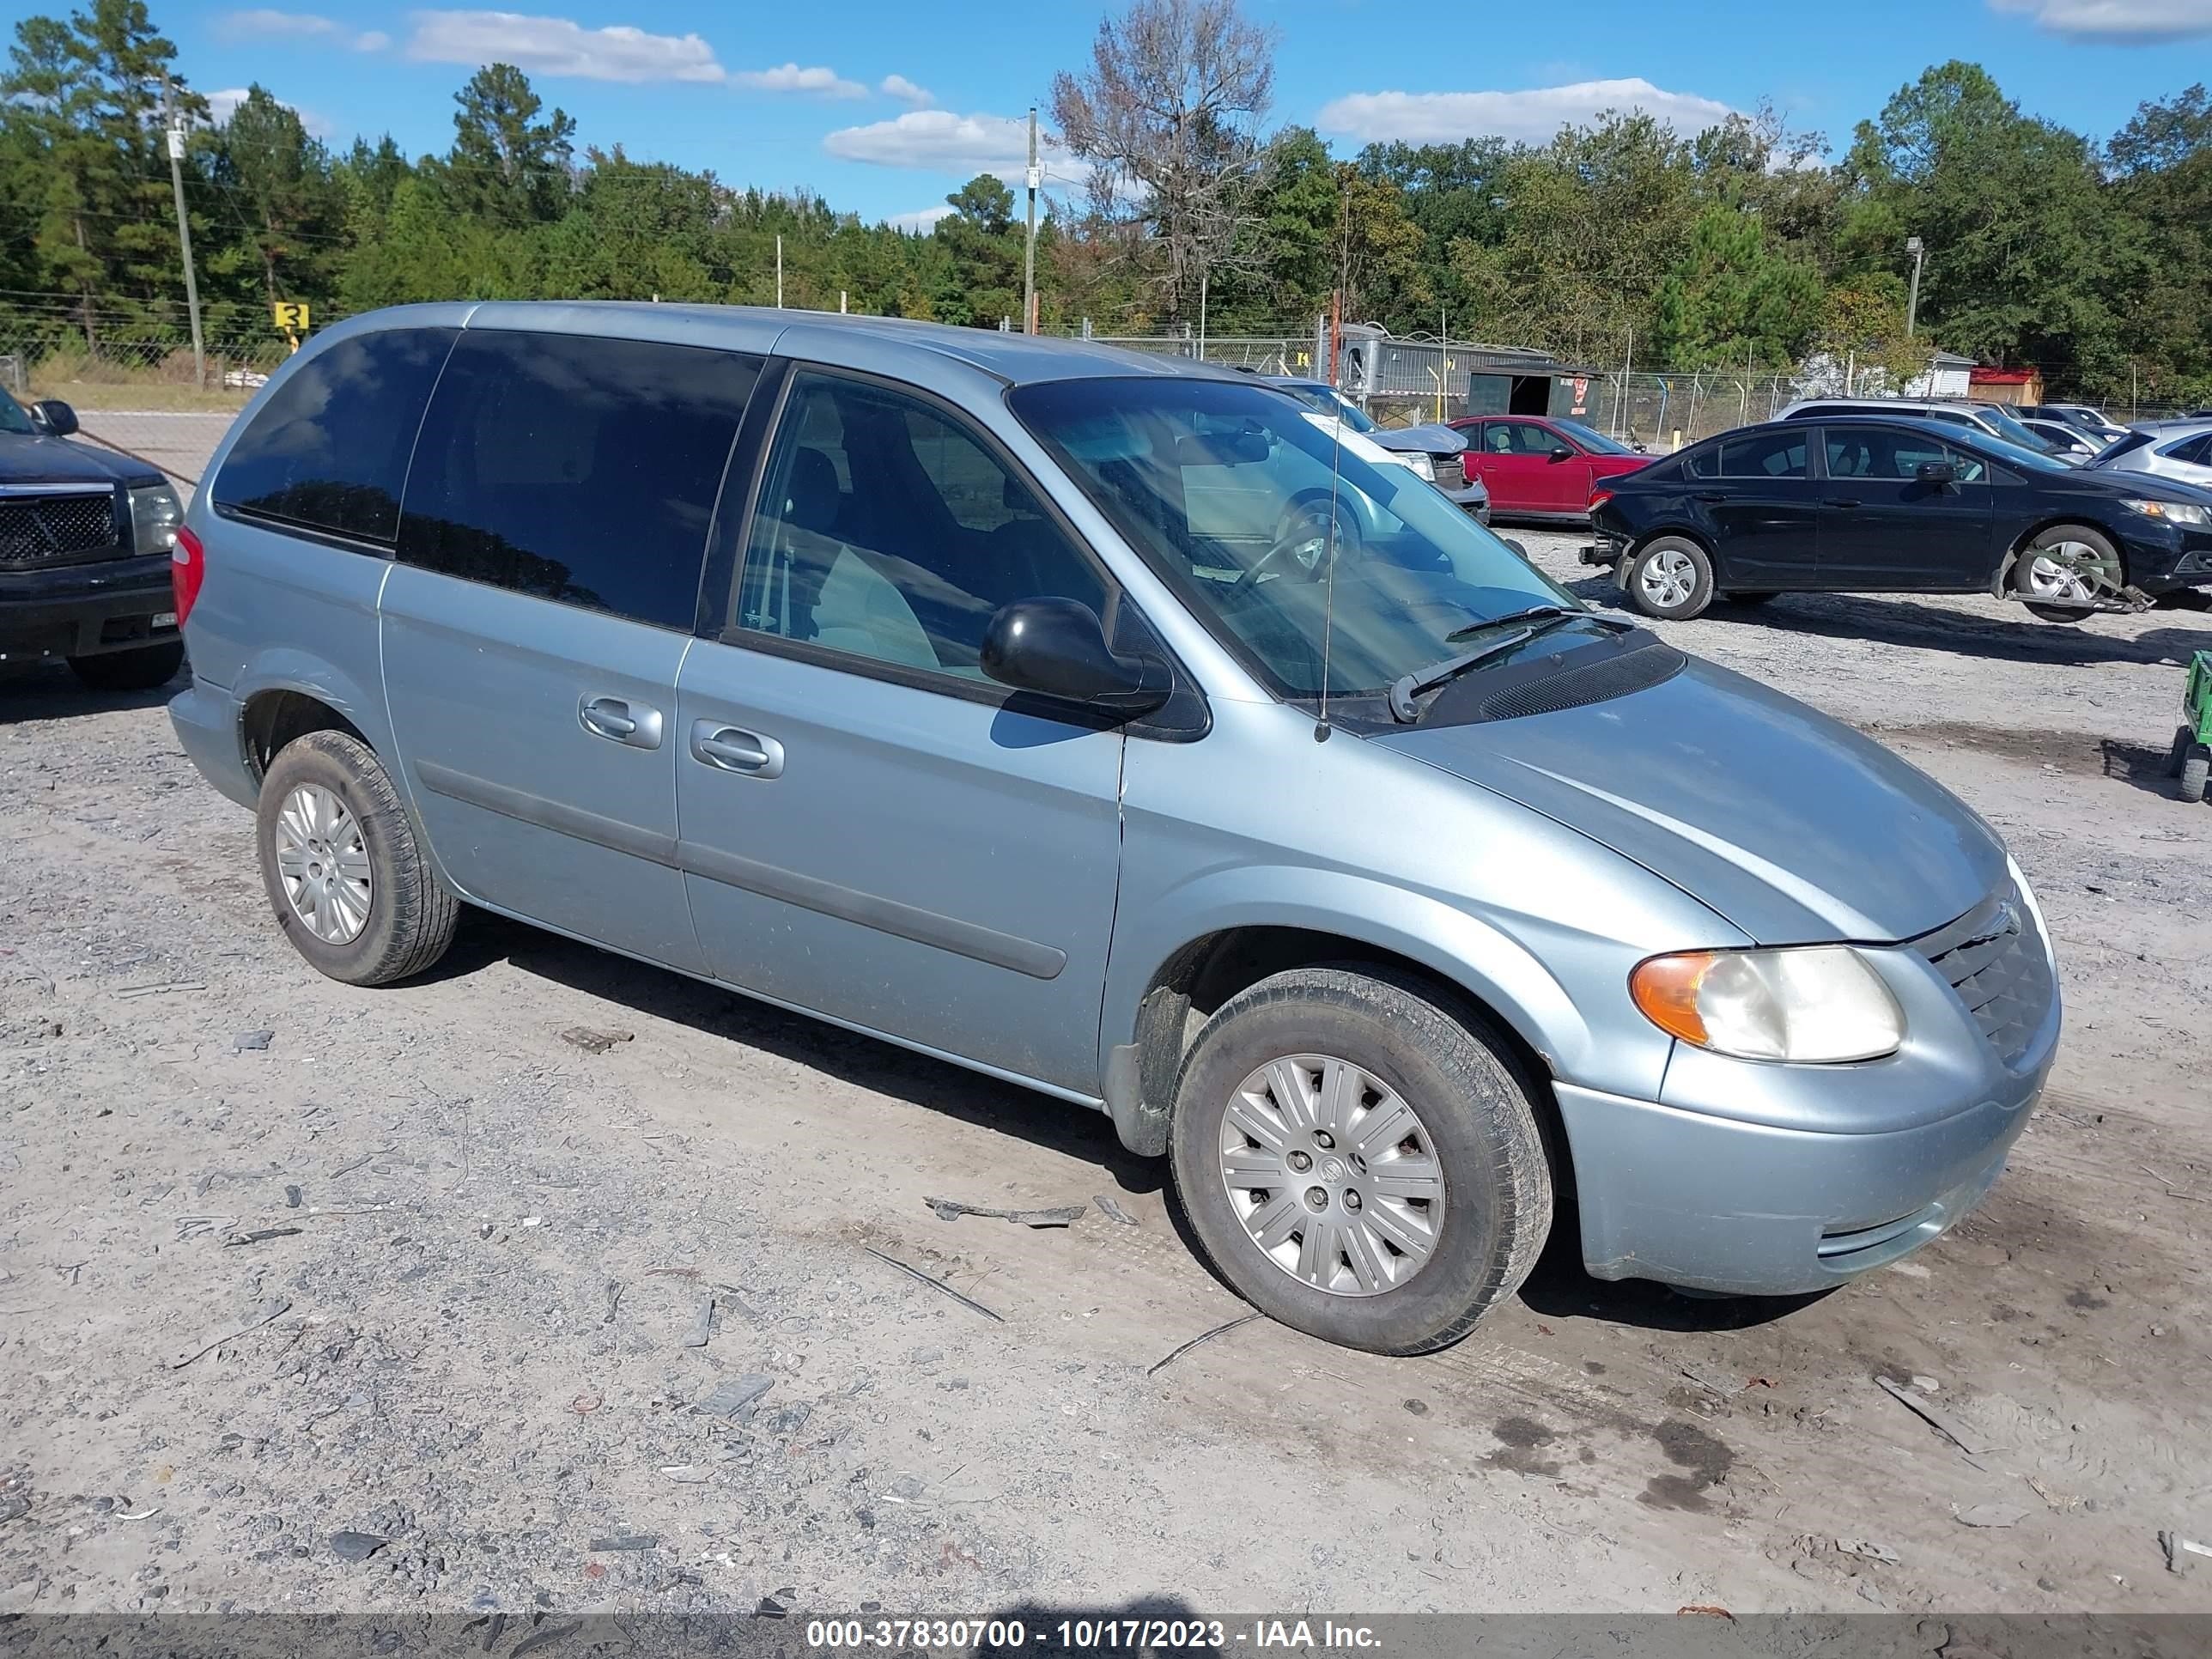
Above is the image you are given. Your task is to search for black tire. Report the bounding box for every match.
[66,641,184,692]
[2172,725,2197,777]
[2184,747,2210,805]
[1166,965,1553,1355]
[255,729,459,987]
[1502,537,1530,560]
[1722,590,1778,606]
[2013,525,2121,623]
[1624,535,1715,620]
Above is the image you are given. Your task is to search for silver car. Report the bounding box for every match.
[169,305,2060,1354]
[2088,419,2212,493]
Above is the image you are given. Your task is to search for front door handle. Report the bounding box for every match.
[1825,496,1862,508]
[580,694,663,750]
[690,718,784,779]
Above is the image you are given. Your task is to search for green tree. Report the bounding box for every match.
[435,62,574,228]
[1649,205,1822,368]
[205,84,346,310]
[1841,61,2138,389]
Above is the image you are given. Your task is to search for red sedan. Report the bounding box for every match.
[1449,415,1653,522]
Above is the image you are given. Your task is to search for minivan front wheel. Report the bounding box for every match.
[1168,966,1553,1354]
[255,730,459,987]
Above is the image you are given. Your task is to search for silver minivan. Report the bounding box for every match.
[170,305,2059,1354]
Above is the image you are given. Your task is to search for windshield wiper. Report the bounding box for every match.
[1444,603,1631,642]
[1388,629,1538,723]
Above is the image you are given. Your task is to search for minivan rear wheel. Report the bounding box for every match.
[256,730,459,986]
[1167,966,1553,1354]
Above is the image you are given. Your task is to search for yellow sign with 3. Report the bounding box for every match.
[272,301,310,331]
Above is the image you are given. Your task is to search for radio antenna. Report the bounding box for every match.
[1315,180,1353,742]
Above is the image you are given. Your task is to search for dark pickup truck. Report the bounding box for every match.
[1,391,185,690]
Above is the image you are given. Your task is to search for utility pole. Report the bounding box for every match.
[1023,106,1039,335]
[775,234,783,308]
[161,73,205,391]
[1905,235,1925,339]
[1196,268,1207,362]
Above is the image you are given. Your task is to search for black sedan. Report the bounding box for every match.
[1582,416,2212,623]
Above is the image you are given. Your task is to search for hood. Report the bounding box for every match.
[1367,422,1468,458]
[1376,656,2004,945]
[0,434,158,488]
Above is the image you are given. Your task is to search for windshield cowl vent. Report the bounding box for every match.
[1469,638,1686,724]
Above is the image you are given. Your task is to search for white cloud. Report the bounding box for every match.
[823,108,1075,184]
[404,11,728,83]
[1990,0,2212,40]
[733,62,866,99]
[888,204,955,232]
[1317,77,1740,146]
[879,73,934,107]
[215,9,389,51]
[205,86,335,137]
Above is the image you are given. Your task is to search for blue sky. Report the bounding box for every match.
[166,1,2212,228]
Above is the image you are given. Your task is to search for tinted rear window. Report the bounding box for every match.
[213,328,455,542]
[1717,430,1808,477]
[398,331,761,631]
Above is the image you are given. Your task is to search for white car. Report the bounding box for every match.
[2087,420,2212,491]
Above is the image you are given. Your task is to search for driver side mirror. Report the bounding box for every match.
[1547,445,1574,462]
[1917,460,1957,486]
[981,597,1171,717]
[30,398,77,436]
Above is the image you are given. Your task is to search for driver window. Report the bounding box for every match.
[734,372,1108,681]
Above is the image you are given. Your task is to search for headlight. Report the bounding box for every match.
[1630,945,1905,1063]
[2122,497,2210,525]
[129,483,182,553]
[1400,453,1433,483]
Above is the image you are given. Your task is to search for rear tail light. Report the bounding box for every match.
[172,524,204,627]
[1589,489,1615,512]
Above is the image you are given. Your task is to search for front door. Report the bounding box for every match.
[675,367,1127,1094]
[380,328,763,973]
[1696,427,1822,588]
[1815,424,1996,589]
[1474,420,1579,514]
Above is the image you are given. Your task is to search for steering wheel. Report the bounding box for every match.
[1233,502,1355,592]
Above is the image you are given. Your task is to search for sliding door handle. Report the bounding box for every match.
[690,719,784,779]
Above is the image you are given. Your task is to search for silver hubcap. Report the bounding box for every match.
[1638,547,1696,610]
[275,783,371,945]
[2025,540,2113,605]
[1218,1054,1446,1297]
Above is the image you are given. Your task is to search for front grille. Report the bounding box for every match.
[0,491,118,568]
[1914,880,2054,1070]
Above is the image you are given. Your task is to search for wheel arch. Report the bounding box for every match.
[1101,888,1592,1202]
[232,649,391,787]
[1991,514,2130,597]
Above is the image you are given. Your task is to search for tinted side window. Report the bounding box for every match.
[213,327,455,543]
[1717,431,1808,478]
[399,331,760,631]
[2164,434,2212,465]
[734,371,1108,679]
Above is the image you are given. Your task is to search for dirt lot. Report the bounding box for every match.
[3,526,2209,1623]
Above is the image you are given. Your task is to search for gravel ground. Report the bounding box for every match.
[2,524,2209,1621]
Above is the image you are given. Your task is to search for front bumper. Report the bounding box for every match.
[1436,478,1491,524]
[0,552,176,661]
[1553,898,2060,1295]
[2120,518,2212,593]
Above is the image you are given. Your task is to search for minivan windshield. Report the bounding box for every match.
[1011,376,1575,702]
